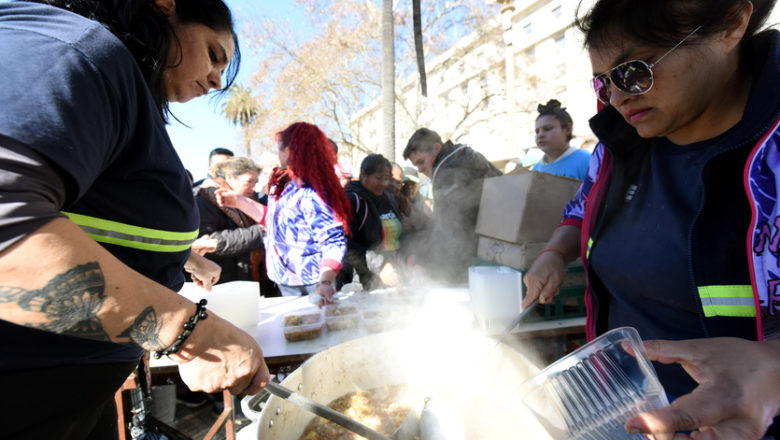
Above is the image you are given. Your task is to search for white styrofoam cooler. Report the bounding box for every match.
[468,266,524,335]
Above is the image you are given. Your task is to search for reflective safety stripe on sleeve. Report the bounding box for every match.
[63,211,198,253]
[697,285,756,317]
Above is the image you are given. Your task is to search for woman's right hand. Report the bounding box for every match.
[192,235,217,255]
[215,188,240,209]
[522,250,567,308]
[174,313,270,398]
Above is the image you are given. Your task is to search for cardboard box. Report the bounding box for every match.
[477,237,546,271]
[475,170,582,243]
[477,236,585,273]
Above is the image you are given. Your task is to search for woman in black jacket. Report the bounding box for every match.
[194,157,264,284]
[337,154,403,290]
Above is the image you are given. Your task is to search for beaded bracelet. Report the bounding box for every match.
[537,248,565,258]
[153,299,208,359]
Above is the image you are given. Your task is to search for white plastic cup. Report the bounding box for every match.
[468,265,524,334]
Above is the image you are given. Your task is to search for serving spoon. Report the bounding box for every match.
[263,381,420,440]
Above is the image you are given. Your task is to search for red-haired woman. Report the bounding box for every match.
[265,122,351,304]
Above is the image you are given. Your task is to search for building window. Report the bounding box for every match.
[552,5,562,17]
[523,23,532,34]
[556,34,566,49]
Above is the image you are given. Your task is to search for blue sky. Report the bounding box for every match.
[167,0,305,180]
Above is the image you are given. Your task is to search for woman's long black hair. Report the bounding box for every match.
[33,0,240,119]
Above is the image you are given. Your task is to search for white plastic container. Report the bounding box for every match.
[177,281,260,335]
[518,327,669,440]
[468,265,524,334]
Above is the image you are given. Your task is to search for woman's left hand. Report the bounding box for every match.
[625,337,780,440]
[379,263,399,286]
[184,252,221,291]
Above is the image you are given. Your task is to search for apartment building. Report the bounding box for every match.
[349,0,598,168]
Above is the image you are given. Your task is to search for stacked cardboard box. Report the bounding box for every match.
[474,169,583,271]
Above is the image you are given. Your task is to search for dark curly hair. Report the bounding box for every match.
[34,0,241,120]
[537,99,573,141]
[360,154,392,177]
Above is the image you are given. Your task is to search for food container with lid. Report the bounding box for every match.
[518,327,669,440]
[323,303,360,331]
[282,307,324,342]
[361,303,414,333]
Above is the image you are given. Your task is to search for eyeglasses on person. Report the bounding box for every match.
[592,25,702,105]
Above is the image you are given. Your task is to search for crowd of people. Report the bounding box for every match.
[1,0,779,439]
[186,123,493,302]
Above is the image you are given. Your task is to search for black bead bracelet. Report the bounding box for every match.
[153,299,208,359]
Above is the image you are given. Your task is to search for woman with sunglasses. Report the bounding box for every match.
[0,0,270,437]
[523,0,780,438]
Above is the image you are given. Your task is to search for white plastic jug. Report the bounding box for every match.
[468,266,524,334]
[177,281,260,335]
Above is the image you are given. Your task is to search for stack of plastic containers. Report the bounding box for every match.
[518,327,669,439]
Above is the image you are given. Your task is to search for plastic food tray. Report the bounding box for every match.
[323,303,360,331]
[282,307,324,342]
[361,305,413,333]
[518,327,669,439]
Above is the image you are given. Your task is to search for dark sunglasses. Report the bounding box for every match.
[592,26,702,105]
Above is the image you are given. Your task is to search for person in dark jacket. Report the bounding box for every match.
[195,157,264,284]
[192,147,234,192]
[0,1,270,437]
[523,0,780,438]
[337,154,404,290]
[403,128,501,283]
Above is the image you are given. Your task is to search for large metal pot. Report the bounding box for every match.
[247,330,553,439]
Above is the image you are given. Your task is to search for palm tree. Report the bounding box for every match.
[381,0,395,160]
[413,0,427,97]
[223,84,259,157]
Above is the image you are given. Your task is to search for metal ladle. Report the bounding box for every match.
[263,381,420,440]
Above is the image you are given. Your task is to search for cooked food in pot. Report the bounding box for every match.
[298,384,414,440]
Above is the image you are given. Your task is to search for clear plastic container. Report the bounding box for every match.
[282,307,324,342]
[323,303,360,331]
[518,327,669,440]
[362,304,413,333]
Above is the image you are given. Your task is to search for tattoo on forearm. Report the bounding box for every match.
[0,262,110,341]
[0,261,163,349]
[118,306,165,350]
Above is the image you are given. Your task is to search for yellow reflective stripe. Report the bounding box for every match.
[586,237,594,259]
[697,285,756,318]
[63,211,198,253]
